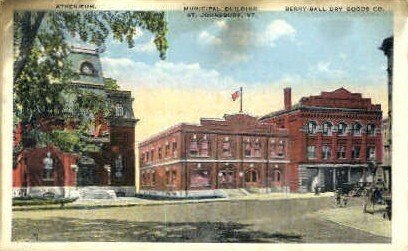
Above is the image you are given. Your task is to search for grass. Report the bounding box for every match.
[13,197,78,207]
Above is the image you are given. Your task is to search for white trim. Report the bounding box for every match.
[141,158,290,169]
[299,163,368,168]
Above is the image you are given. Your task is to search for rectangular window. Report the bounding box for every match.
[158,147,162,159]
[222,138,231,156]
[165,144,170,157]
[367,146,376,160]
[190,139,198,156]
[165,171,170,185]
[150,150,154,161]
[200,138,209,157]
[307,146,316,159]
[254,141,261,157]
[322,145,331,160]
[277,140,285,157]
[151,172,156,186]
[337,145,346,159]
[172,141,177,157]
[270,139,277,157]
[244,142,251,157]
[171,170,177,184]
[352,146,361,159]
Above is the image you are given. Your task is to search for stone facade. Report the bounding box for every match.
[139,114,290,197]
[260,87,383,192]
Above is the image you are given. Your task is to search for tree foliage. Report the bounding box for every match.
[13,11,168,158]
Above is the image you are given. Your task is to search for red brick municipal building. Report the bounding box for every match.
[139,87,383,196]
[139,114,289,197]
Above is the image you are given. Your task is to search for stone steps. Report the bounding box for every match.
[78,187,117,199]
[221,189,250,198]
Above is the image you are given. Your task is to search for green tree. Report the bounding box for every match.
[13,11,168,162]
[104,78,120,91]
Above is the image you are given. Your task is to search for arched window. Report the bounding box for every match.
[367,124,376,136]
[352,122,362,136]
[245,169,258,182]
[273,170,281,182]
[307,121,317,134]
[338,122,347,136]
[115,103,124,117]
[322,122,332,136]
[80,62,96,75]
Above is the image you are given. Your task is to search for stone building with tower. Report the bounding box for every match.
[139,113,289,197]
[260,87,383,192]
[12,47,138,198]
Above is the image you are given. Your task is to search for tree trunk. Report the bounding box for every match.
[14,11,45,83]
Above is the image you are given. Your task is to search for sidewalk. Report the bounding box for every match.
[315,204,391,238]
[12,192,334,211]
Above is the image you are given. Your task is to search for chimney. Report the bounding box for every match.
[284,87,292,110]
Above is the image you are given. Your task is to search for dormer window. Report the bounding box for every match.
[80,62,96,76]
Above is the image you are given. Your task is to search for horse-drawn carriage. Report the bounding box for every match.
[361,164,392,220]
[332,163,391,220]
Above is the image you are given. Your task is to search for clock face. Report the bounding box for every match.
[81,62,94,75]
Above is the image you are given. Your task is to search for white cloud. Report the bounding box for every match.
[219,51,252,64]
[215,20,228,30]
[311,61,345,76]
[133,38,156,53]
[100,57,234,90]
[259,20,296,47]
[198,30,222,45]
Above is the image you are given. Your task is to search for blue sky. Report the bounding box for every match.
[99,11,393,91]
[91,11,393,139]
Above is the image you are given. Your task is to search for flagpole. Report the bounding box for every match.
[240,86,243,113]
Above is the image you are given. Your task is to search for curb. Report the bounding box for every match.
[13,195,333,211]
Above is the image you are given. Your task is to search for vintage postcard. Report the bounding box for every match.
[1,0,407,250]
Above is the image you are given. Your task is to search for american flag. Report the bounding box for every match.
[231,89,241,101]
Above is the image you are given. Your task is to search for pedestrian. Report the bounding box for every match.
[311,175,320,195]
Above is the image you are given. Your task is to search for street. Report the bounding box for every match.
[12,196,391,243]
